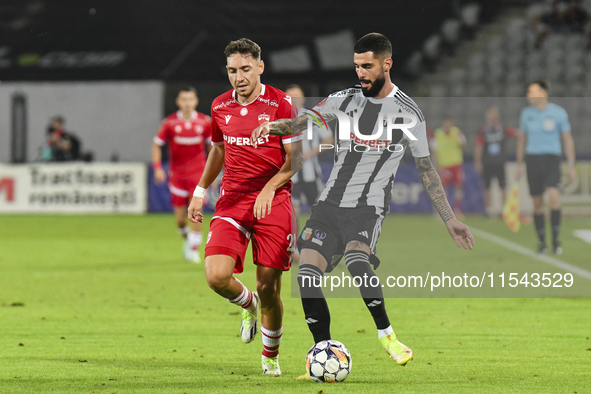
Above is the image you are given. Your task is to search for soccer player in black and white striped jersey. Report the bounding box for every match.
[251,33,475,373]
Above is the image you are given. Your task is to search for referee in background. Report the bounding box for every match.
[516,80,577,255]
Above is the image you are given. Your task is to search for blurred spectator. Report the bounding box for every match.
[40,116,82,162]
[532,1,589,47]
[474,107,516,218]
[564,0,589,32]
[431,116,466,217]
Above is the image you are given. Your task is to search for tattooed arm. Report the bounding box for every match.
[250,114,307,144]
[415,156,475,250]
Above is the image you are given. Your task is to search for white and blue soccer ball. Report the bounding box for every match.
[305,340,352,383]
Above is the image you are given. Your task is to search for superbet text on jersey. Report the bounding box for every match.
[210,84,301,195]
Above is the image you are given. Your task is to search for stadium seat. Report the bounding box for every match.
[487,36,504,52]
[506,54,524,70]
[461,3,481,29]
[467,84,486,97]
[442,19,462,44]
[506,83,525,97]
[468,52,485,68]
[447,68,466,84]
[405,50,424,77]
[429,85,448,97]
[525,65,545,81]
[565,64,584,82]
[565,51,584,66]
[565,35,586,51]
[468,65,486,82]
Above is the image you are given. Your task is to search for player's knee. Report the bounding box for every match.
[205,273,232,293]
[256,281,280,306]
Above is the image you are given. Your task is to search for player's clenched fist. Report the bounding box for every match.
[187,196,204,223]
[254,184,275,220]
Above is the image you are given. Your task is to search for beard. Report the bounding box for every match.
[360,71,386,97]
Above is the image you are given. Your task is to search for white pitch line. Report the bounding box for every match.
[471,227,591,281]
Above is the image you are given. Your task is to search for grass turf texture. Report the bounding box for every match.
[1,214,590,393]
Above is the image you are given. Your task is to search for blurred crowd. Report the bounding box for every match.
[530,0,591,48]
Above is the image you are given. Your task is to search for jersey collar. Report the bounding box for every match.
[232,84,266,106]
[176,110,198,120]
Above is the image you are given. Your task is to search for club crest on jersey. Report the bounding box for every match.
[301,228,313,241]
[240,108,248,116]
[258,114,270,124]
[175,125,182,133]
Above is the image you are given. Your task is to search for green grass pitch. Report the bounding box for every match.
[1,214,590,393]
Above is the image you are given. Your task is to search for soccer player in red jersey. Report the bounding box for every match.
[152,87,212,263]
[187,38,303,375]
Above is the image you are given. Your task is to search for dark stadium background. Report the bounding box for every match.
[1,0,590,215]
[1,0,501,108]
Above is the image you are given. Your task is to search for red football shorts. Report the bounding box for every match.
[168,173,203,207]
[205,191,295,274]
[440,164,464,188]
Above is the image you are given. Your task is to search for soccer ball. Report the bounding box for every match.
[305,340,352,383]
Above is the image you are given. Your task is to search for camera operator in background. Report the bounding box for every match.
[40,116,82,162]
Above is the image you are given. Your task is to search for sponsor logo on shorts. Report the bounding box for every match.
[302,227,312,241]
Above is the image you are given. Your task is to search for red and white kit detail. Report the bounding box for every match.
[205,84,301,272]
[154,110,212,205]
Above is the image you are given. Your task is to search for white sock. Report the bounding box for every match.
[178,226,190,237]
[187,231,202,250]
[227,279,256,312]
[262,326,282,358]
[378,325,394,339]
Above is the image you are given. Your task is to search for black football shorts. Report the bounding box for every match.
[297,201,384,272]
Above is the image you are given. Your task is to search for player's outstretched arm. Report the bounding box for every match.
[250,115,307,146]
[188,144,225,223]
[253,140,303,219]
[415,156,475,250]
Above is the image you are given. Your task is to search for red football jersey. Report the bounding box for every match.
[154,110,212,179]
[211,84,301,195]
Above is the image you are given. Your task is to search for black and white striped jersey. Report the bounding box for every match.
[293,112,332,184]
[313,84,429,210]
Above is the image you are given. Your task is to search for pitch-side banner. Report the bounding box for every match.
[0,163,147,214]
